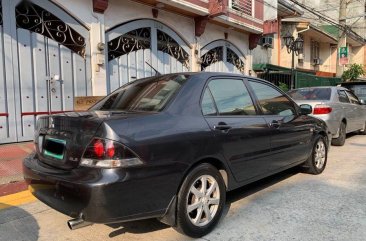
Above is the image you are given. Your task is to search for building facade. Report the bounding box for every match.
[0,0,266,143]
[252,0,366,79]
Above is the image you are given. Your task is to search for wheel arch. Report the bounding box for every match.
[182,157,230,190]
[317,130,329,147]
[159,156,230,227]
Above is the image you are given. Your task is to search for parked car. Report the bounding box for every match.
[340,81,366,103]
[24,73,330,238]
[288,86,366,146]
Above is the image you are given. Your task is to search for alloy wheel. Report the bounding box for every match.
[186,175,220,227]
[314,140,326,169]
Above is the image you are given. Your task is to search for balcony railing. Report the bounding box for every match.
[229,0,253,17]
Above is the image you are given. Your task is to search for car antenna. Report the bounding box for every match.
[145,62,161,76]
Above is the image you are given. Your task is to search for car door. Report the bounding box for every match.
[337,89,355,132]
[202,77,272,182]
[247,80,313,168]
[345,90,365,131]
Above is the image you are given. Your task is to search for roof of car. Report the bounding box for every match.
[291,86,348,91]
[121,72,277,90]
[186,71,272,83]
[340,81,366,85]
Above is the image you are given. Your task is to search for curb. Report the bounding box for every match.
[0,181,28,197]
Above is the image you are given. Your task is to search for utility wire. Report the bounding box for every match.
[287,0,365,42]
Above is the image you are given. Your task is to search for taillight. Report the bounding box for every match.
[93,139,104,158]
[106,140,115,158]
[81,138,143,168]
[313,105,332,115]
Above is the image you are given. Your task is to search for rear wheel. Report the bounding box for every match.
[331,122,346,146]
[303,136,327,175]
[174,163,226,238]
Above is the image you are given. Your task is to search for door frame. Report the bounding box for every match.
[0,0,91,143]
[200,39,246,74]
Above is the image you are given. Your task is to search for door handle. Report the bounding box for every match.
[269,120,281,128]
[214,122,232,131]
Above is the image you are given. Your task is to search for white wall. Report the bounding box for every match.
[251,0,278,67]
[52,0,253,95]
[264,0,277,21]
[105,0,195,44]
[52,0,96,27]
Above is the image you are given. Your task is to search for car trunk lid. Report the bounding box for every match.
[35,111,135,169]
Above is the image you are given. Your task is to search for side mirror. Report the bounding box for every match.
[300,104,312,115]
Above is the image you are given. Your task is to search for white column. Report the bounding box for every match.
[90,13,107,96]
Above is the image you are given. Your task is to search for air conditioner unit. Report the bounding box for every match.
[312,58,321,65]
[260,36,273,48]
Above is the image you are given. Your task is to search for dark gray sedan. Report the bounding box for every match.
[24,73,329,238]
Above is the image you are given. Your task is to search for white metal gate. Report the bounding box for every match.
[106,19,191,93]
[201,40,246,74]
[0,0,91,144]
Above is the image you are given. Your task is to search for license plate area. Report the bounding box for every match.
[43,137,66,160]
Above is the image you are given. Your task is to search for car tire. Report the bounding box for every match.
[331,122,346,146]
[174,163,226,238]
[303,136,328,175]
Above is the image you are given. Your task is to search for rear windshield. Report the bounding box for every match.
[344,85,366,101]
[90,74,189,112]
[287,88,332,101]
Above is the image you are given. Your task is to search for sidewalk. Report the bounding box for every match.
[0,142,33,196]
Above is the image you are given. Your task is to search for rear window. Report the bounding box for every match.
[90,74,189,112]
[288,88,332,101]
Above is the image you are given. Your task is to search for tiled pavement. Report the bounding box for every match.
[0,142,33,196]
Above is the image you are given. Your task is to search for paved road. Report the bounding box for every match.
[1,135,366,241]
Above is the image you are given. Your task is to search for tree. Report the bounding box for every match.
[278,82,289,92]
[342,64,365,82]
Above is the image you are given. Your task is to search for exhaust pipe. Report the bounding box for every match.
[67,217,92,230]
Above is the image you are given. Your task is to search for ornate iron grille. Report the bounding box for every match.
[157,30,189,69]
[108,28,151,61]
[227,48,245,73]
[15,1,86,57]
[201,47,223,71]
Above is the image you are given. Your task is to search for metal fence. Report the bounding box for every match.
[258,71,342,89]
[295,72,342,88]
[257,72,292,89]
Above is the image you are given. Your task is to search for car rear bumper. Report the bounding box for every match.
[23,152,181,223]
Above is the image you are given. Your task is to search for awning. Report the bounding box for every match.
[253,63,292,72]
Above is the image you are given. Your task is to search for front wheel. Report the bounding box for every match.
[303,136,328,175]
[174,163,226,238]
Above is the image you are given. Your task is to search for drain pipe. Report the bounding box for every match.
[67,217,92,230]
[297,25,310,35]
